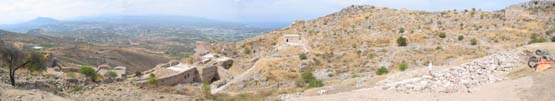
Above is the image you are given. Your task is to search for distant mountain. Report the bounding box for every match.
[0,17,61,33]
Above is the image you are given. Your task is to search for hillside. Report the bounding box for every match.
[205,0,555,96]
[0,30,169,73]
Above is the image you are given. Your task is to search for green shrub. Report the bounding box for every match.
[529,37,548,44]
[104,71,118,79]
[148,73,158,85]
[439,32,446,38]
[399,28,405,33]
[471,38,478,45]
[299,53,308,60]
[397,36,407,46]
[376,66,389,75]
[552,36,555,42]
[458,35,464,41]
[399,63,408,71]
[529,34,548,44]
[200,83,213,100]
[301,71,323,88]
[79,66,97,81]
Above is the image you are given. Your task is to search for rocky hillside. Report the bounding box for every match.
[210,1,555,94]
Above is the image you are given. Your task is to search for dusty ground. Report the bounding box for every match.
[292,69,545,101]
[292,64,555,101]
[0,83,71,101]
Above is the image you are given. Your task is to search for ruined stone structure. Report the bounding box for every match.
[96,64,127,81]
[284,34,301,44]
[138,63,200,85]
[136,53,233,85]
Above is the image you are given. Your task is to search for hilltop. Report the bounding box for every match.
[196,0,555,99]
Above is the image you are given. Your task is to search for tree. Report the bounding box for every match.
[397,36,407,46]
[0,41,46,86]
[79,66,97,82]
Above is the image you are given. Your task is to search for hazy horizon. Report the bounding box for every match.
[0,0,529,25]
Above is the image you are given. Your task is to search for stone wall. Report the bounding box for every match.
[379,51,526,93]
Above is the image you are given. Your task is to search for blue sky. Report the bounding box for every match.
[0,0,529,24]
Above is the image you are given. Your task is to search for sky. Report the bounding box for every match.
[0,0,530,24]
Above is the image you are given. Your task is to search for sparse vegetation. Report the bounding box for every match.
[529,34,548,44]
[471,38,478,45]
[66,72,76,78]
[0,41,47,86]
[200,83,213,100]
[301,71,324,88]
[399,27,405,33]
[399,63,408,71]
[397,36,407,46]
[376,66,389,75]
[147,73,158,85]
[104,71,118,79]
[299,53,308,60]
[439,32,446,38]
[458,35,464,41]
[79,66,97,82]
[135,71,143,77]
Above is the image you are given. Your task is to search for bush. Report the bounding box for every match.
[399,63,408,71]
[135,71,143,77]
[529,34,548,44]
[439,32,446,38]
[552,36,555,42]
[376,66,389,75]
[79,66,97,81]
[104,71,118,79]
[148,73,158,85]
[529,37,548,44]
[299,53,307,60]
[399,28,405,33]
[301,71,323,88]
[27,52,47,73]
[397,36,407,46]
[200,83,213,100]
[458,35,464,41]
[471,38,478,45]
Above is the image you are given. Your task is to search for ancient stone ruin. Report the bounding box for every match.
[136,53,233,86]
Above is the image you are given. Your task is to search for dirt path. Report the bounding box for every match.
[212,58,275,94]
